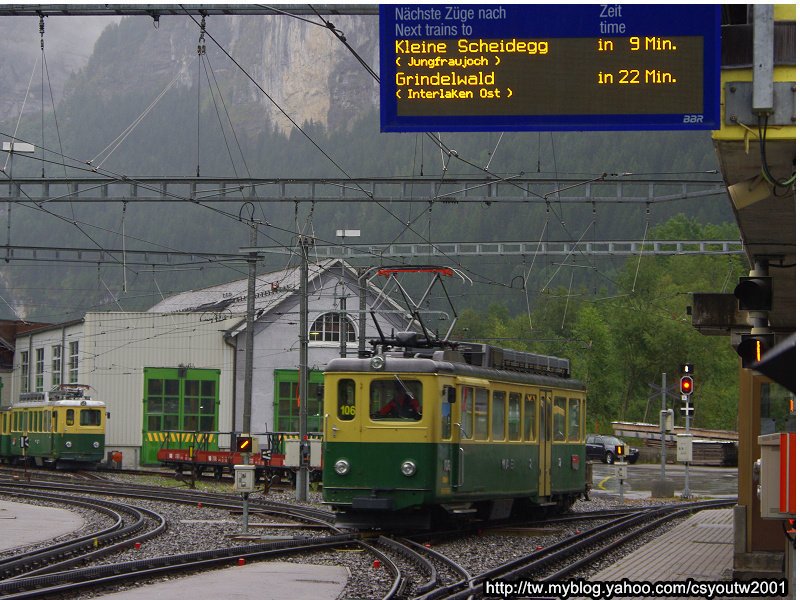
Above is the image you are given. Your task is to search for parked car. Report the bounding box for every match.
[586,434,640,464]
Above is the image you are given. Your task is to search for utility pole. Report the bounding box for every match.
[296,235,313,501]
[243,218,258,439]
[358,268,367,355]
[336,230,359,359]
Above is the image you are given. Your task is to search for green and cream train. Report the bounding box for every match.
[322,337,588,528]
[0,385,107,468]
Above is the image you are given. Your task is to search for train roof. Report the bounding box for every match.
[325,353,586,392]
[12,399,106,408]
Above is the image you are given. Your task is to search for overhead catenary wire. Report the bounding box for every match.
[0,13,733,328]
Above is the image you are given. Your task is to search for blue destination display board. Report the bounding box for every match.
[379,4,721,132]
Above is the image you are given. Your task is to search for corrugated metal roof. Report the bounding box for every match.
[147,259,341,315]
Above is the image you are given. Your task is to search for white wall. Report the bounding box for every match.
[13,312,239,467]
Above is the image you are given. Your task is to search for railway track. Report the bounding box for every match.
[0,473,735,600]
[403,499,735,600]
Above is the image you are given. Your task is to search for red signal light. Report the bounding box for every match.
[680,375,694,395]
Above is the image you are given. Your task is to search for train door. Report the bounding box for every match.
[436,385,458,494]
[538,390,553,497]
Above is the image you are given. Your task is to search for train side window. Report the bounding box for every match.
[44,410,50,432]
[508,392,521,441]
[567,398,582,442]
[474,388,489,441]
[553,397,567,441]
[524,393,537,441]
[492,391,506,441]
[80,409,102,427]
[460,387,474,439]
[441,386,453,440]
[337,379,356,421]
[66,409,75,427]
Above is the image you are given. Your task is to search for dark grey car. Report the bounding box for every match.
[586,434,640,464]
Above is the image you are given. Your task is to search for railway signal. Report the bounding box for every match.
[680,375,694,395]
[236,436,253,452]
[737,333,775,367]
[734,275,772,311]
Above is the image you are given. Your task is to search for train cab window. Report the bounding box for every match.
[80,409,102,427]
[441,386,454,440]
[492,391,506,441]
[459,387,474,438]
[370,379,423,421]
[524,393,537,441]
[567,398,582,442]
[337,379,356,421]
[508,392,521,441]
[52,411,58,431]
[553,397,567,441]
[66,409,75,427]
[474,388,489,440]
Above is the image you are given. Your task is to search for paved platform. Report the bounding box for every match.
[593,508,735,598]
[0,500,347,599]
[0,499,85,551]
[99,561,348,599]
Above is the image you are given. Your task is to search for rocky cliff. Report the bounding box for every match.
[42,13,380,139]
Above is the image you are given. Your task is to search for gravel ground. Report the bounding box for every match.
[0,476,694,599]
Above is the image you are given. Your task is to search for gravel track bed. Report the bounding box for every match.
[0,475,692,599]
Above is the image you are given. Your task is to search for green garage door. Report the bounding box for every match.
[141,367,220,465]
[273,369,323,433]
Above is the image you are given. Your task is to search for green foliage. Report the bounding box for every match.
[452,215,745,432]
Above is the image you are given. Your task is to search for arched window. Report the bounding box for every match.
[310,312,356,342]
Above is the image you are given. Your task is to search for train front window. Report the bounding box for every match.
[337,379,356,421]
[66,409,75,427]
[370,379,423,421]
[80,409,102,427]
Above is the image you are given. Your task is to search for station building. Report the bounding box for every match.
[6,259,406,467]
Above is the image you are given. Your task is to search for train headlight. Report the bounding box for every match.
[65,441,73,448]
[400,460,417,477]
[334,459,350,475]
[93,441,100,448]
[369,355,385,370]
